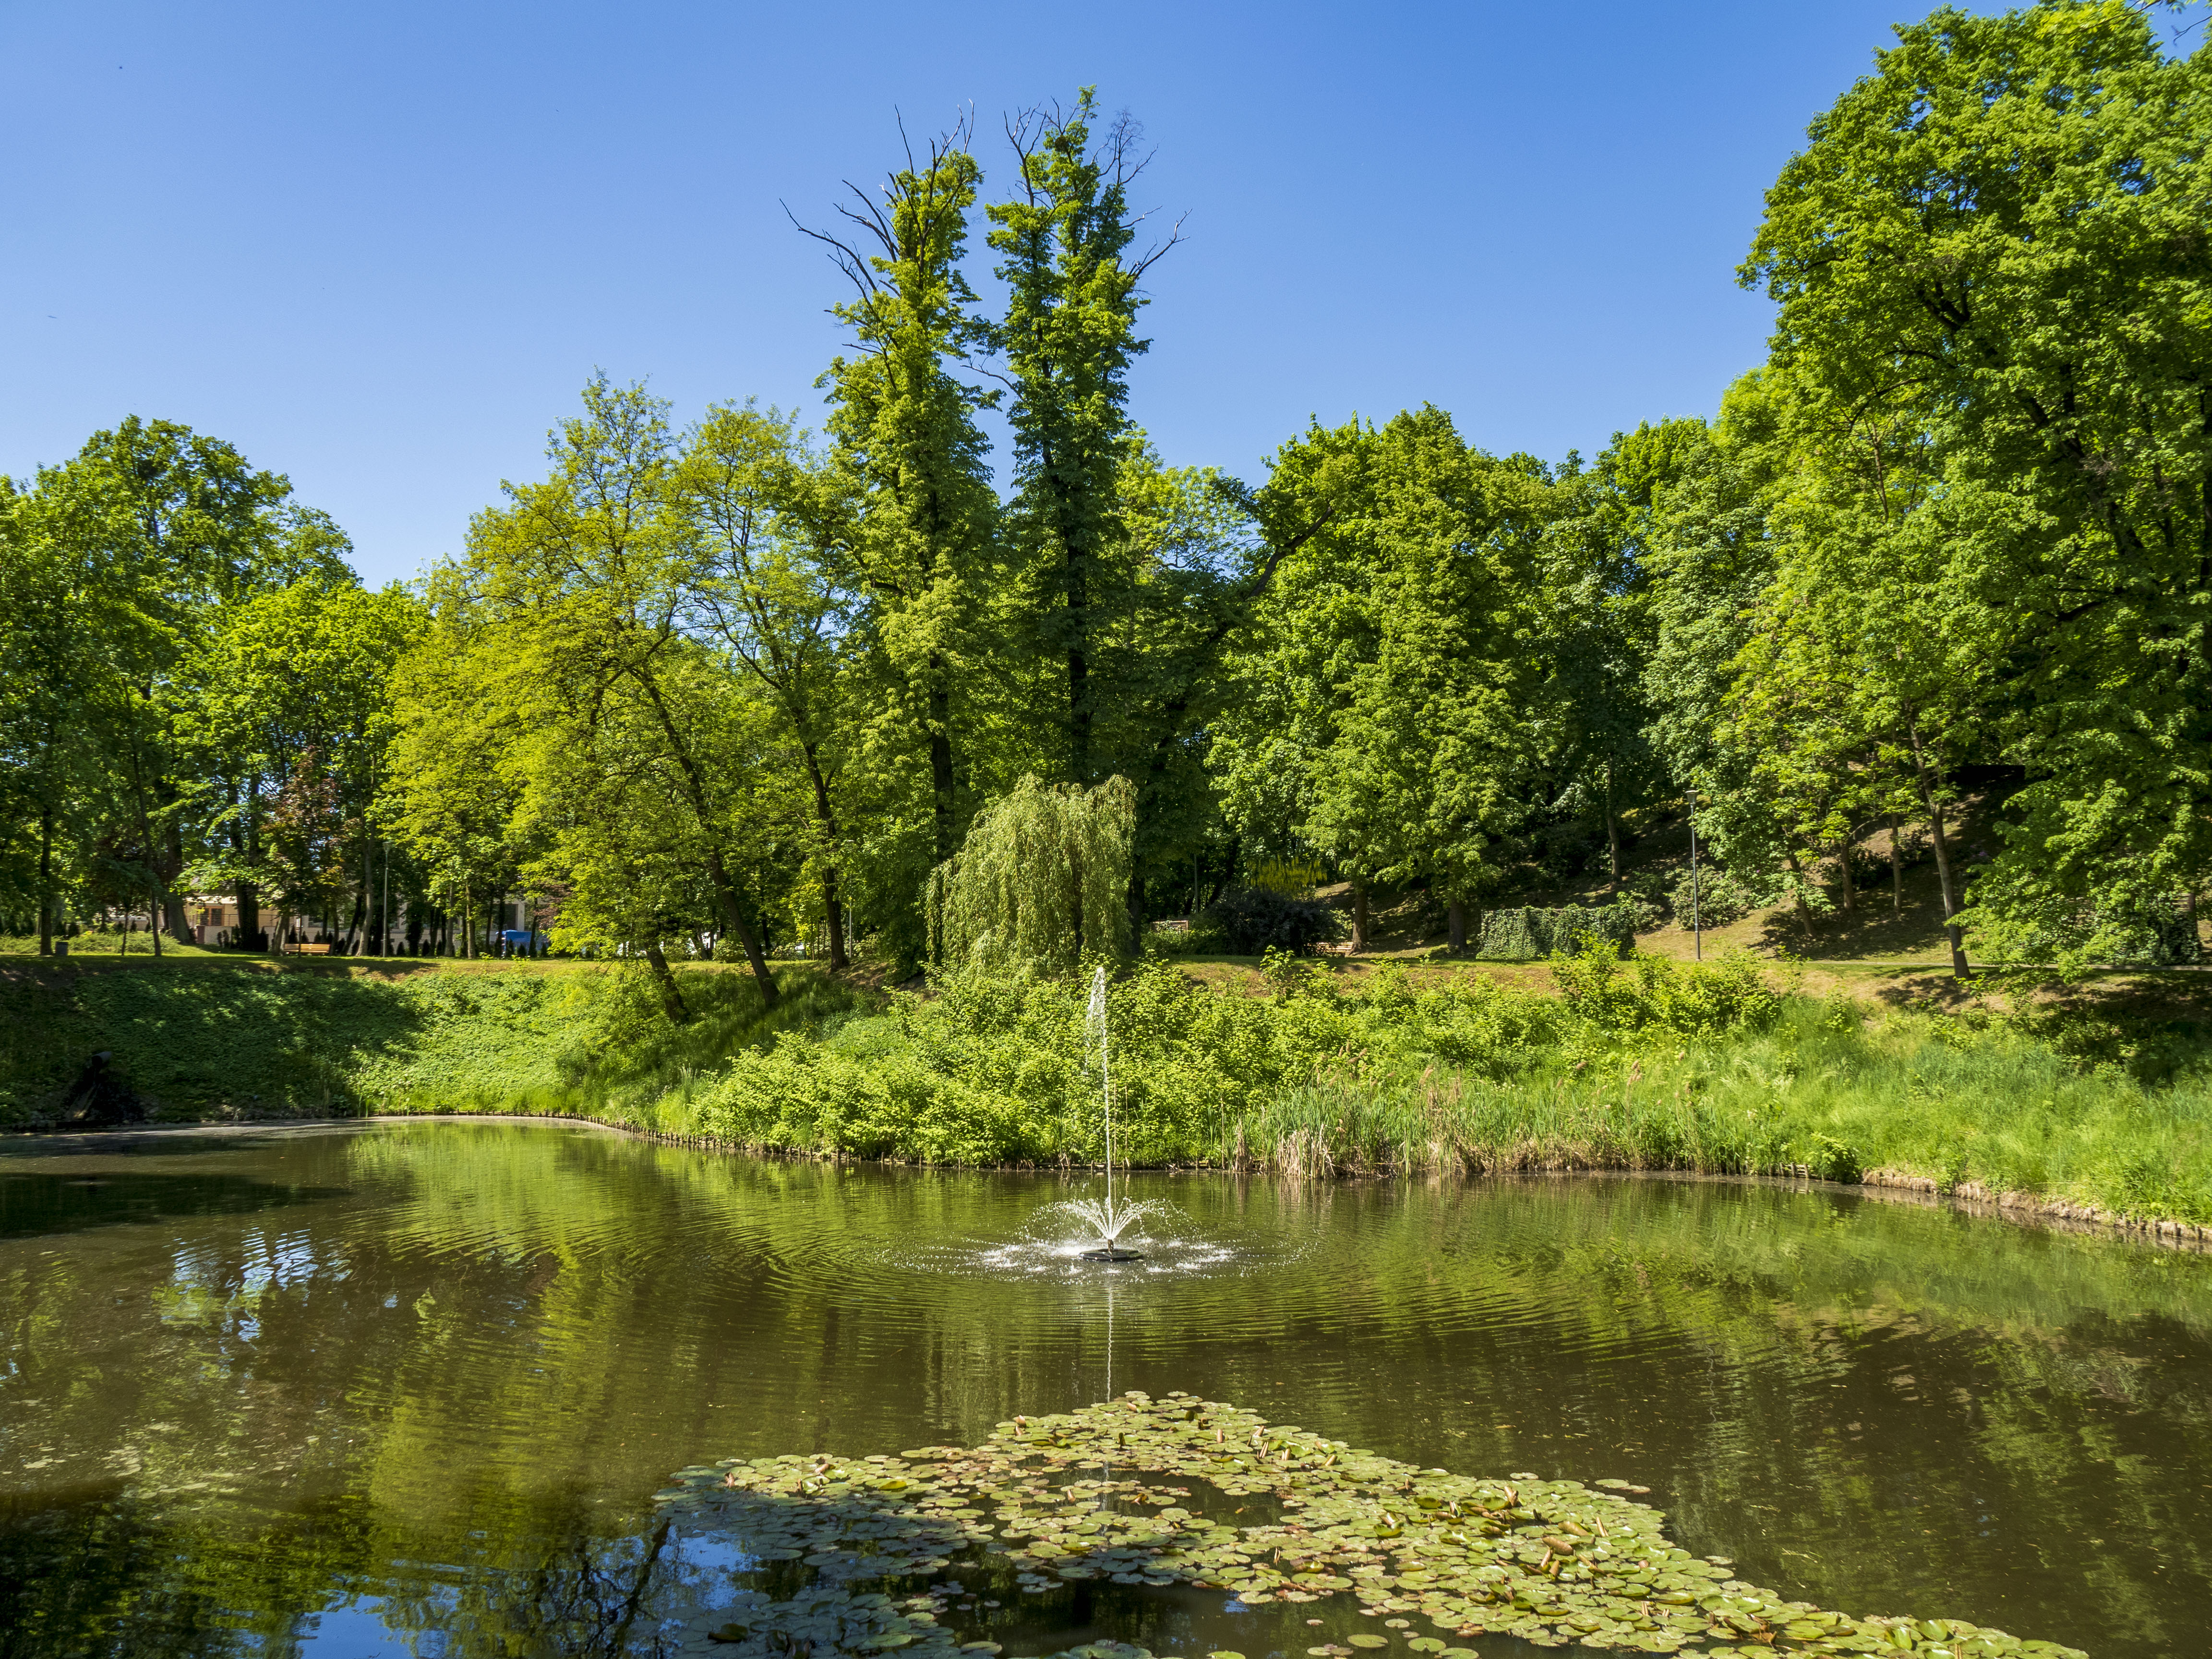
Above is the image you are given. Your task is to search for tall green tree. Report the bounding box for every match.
[0,476,101,950]
[678,403,863,971]
[806,122,1001,880]
[395,376,785,998]
[988,89,1176,787]
[1539,421,1701,892]
[1215,409,1551,951]
[11,418,349,945]
[194,579,424,951]
[1743,0,2212,964]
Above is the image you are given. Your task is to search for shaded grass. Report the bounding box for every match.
[0,957,873,1125]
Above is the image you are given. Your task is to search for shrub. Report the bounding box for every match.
[1201,887,1346,956]
[1619,872,1670,931]
[1550,937,1780,1038]
[1475,900,1638,960]
[1669,865,1759,930]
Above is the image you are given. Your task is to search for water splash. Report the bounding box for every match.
[963,1196,1238,1276]
[1059,1196,1165,1250]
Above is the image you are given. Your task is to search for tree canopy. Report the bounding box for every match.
[16,14,2212,987]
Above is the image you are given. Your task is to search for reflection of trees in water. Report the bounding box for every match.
[374,1515,673,1659]
[0,1486,369,1659]
[0,1488,679,1659]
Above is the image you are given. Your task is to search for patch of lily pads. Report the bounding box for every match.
[652,1393,2085,1659]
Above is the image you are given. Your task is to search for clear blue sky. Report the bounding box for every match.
[2,0,2078,586]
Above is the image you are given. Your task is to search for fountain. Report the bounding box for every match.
[1078,967,1143,1262]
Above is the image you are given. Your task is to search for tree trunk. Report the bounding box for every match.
[239,789,264,947]
[462,880,474,959]
[1351,884,1370,954]
[1447,898,1467,954]
[1921,785,1971,977]
[1835,838,1856,914]
[822,868,848,972]
[800,741,849,973]
[1604,758,1621,897]
[929,660,957,865]
[163,819,191,945]
[1069,559,1091,786]
[704,849,778,1004]
[1907,724,1970,977]
[1782,848,1815,940]
[643,941,692,1024]
[36,806,53,956]
[1888,815,1903,917]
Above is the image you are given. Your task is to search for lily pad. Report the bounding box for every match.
[649,1391,2088,1659]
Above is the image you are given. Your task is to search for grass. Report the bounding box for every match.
[7,944,2212,1233]
[0,954,872,1126]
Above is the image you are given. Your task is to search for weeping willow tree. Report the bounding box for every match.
[926,775,1135,972]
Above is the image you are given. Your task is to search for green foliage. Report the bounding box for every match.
[1215,408,1551,908]
[926,774,1134,972]
[1743,1,2212,969]
[1551,937,1781,1038]
[1666,864,1760,931]
[1474,901,1638,961]
[1247,854,1324,895]
[0,416,364,952]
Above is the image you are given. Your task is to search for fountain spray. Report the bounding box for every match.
[1081,966,1144,1262]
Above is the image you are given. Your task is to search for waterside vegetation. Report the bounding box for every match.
[10,946,2212,1233]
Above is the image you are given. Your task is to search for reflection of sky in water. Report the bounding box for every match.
[667,1525,762,1607]
[161,1229,349,1325]
[299,1597,414,1656]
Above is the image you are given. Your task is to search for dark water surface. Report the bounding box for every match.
[1,1122,2208,1659]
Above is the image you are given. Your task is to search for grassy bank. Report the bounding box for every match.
[0,954,855,1125]
[7,947,2212,1231]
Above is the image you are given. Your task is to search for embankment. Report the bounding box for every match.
[6,948,2212,1238]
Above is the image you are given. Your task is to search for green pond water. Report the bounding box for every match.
[1,1121,2208,1658]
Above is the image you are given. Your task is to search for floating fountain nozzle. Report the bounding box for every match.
[1066,1196,1154,1262]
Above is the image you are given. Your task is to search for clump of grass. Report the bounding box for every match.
[684,945,2212,1226]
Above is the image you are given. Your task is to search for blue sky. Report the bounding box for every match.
[1,0,2132,586]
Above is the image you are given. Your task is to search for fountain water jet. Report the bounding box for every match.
[1079,967,1142,1261]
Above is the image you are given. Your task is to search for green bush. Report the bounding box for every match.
[1669,866,1760,930]
[1475,900,1638,960]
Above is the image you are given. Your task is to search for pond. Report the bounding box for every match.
[1,1121,2207,1658]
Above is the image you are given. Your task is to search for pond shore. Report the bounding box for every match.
[15,1108,2211,1251]
[9,951,2212,1241]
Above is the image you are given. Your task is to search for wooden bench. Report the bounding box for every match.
[292,942,333,956]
